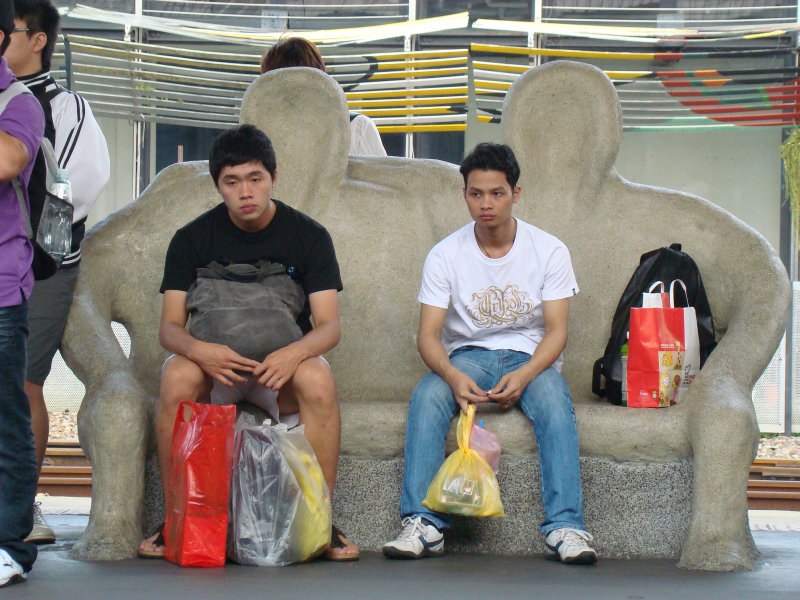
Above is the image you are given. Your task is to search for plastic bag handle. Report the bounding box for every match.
[457,404,476,449]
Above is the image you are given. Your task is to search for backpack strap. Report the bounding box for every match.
[12,178,34,239]
[0,80,30,112]
[39,137,59,192]
[1,81,57,193]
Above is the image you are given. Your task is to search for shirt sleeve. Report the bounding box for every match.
[160,229,200,293]
[1,94,45,179]
[541,243,579,301]
[302,227,343,295]
[350,114,387,157]
[417,245,451,309]
[51,92,110,222]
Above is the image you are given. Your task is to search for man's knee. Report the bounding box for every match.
[522,369,575,422]
[290,357,337,410]
[159,355,209,408]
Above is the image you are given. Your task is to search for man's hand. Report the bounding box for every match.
[487,366,535,409]
[444,367,490,413]
[253,343,305,391]
[190,341,260,386]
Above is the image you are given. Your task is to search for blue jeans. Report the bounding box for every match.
[400,346,585,536]
[0,302,37,571]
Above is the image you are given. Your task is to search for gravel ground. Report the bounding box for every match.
[47,411,800,458]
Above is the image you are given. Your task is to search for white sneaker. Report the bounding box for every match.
[24,502,56,545]
[0,549,26,588]
[382,516,444,559]
[545,528,597,565]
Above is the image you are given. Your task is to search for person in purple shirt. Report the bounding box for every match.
[0,0,45,588]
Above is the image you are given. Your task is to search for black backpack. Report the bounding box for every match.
[592,243,717,405]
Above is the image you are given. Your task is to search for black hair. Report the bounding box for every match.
[459,143,521,188]
[209,124,276,185]
[0,0,12,56]
[14,0,60,71]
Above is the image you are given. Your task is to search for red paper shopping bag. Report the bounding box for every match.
[627,306,700,408]
[164,402,236,567]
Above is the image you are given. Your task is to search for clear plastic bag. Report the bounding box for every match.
[421,405,504,517]
[227,415,331,566]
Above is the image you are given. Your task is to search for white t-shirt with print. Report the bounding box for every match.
[418,218,578,372]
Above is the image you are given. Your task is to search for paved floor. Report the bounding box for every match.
[3,506,799,600]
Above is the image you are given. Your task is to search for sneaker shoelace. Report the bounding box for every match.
[32,502,45,524]
[560,529,594,547]
[396,517,427,542]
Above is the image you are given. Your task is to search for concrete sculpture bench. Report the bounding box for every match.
[61,61,790,571]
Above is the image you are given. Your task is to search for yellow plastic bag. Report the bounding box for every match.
[421,405,504,517]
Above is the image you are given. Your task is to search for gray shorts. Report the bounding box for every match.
[26,266,80,386]
[211,377,300,428]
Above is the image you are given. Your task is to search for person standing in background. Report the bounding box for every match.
[0,0,45,587]
[260,37,387,157]
[5,0,110,545]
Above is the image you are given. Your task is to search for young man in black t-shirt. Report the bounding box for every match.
[138,124,358,561]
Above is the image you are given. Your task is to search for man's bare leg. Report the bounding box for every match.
[25,382,48,475]
[278,357,358,559]
[139,355,211,555]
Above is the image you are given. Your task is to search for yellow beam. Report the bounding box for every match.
[344,87,468,100]
[366,67,468,80]
[374,57,468,70]
[348,96,469,109]
[474,80,512,91]
[471,43,659,61]
[357,106,465,117]
[472,61,528,74]
[378,124,467,133]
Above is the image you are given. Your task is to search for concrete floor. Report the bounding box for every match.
[3,511,799,600]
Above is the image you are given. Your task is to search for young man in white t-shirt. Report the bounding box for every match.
[382,143,596,564]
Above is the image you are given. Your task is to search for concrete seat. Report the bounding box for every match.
[62,61,789,571]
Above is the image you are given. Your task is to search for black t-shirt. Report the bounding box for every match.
[160,200,342,333]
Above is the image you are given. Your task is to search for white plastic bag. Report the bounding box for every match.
[227,415,331,566]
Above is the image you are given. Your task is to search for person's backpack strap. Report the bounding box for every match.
[12,178,34,239]
[39,137,58,192]
[0,80,30,112]
[1,81,58,193]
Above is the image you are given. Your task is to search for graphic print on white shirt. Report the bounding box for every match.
[466,284,536,329]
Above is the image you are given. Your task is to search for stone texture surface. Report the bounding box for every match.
[61,62,790,569]
[335,456,692,559]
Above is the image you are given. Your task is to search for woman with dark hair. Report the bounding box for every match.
[261,37,387,157]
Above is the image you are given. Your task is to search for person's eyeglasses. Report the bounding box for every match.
[11,27,31,33]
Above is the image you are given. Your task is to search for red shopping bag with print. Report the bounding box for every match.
[627,281,700,408]
[164,402,236,567]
